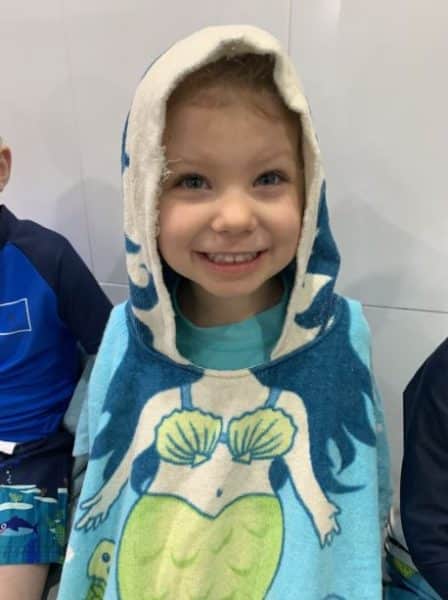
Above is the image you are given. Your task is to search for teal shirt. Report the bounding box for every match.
[174,287,289,370]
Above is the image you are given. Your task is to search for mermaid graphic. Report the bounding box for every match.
[77,374,340,599]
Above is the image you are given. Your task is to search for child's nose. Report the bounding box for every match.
[211,191,257,233]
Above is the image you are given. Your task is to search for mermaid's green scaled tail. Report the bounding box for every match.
[118,494,283,600]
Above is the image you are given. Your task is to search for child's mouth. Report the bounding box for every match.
[204,252,261,264]
[197,251,266,272]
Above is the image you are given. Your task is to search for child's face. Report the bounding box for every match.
[158,88,304,317]
[0,146,12,193]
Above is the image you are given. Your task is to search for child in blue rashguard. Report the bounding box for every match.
[0,137,111,600]
[59,26,391,600]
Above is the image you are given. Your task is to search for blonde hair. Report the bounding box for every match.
[171,54,282,109]
[172,53,278,99]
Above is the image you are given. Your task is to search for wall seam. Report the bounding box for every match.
[59,0,97,275]
[287,0,293,54]
[364,303,448,316]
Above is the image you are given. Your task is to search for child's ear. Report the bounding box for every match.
[0,147,12,192]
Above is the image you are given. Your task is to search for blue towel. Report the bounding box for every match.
[58,25,391,600]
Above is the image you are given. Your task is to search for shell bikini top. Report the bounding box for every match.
[155,386,298,467]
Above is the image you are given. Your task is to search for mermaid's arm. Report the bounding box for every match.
[278,391,340,546]
[76,388,180,530]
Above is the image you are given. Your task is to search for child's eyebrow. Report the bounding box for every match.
[249,149,298,166]
[166,149,297,170]
[164,155,220,172]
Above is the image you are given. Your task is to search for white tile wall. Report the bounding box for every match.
[0,0,92,266]
[290,0,448,312]
[2,0,447,494]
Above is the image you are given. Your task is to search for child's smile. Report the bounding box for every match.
[196,249,266,274]
[158,87,305,326]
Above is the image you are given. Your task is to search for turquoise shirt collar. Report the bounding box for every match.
[173,280,289,370]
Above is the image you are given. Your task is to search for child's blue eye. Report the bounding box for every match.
[178,174,208,189]
[255,171,285,186]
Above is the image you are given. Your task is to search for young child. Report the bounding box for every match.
[0,137,112,599]
[58,25,391,599]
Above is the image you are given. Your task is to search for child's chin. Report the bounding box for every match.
[196,278,278,302]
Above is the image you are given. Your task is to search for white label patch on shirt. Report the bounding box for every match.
[0,441,17,454]
[0,298,32,335]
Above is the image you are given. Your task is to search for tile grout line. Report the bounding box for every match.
[364,303,448,316]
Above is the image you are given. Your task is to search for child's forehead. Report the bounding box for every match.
[162,102,301,173]
[168,81,297,125]
[164,84,301,150]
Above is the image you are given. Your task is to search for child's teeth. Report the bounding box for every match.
[207,252,258,264]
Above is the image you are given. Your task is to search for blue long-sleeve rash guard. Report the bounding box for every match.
[0,205,112,442]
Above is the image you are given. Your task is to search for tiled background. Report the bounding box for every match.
[2,0,447,490]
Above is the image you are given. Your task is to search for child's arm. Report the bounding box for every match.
[55,238,112,354]
[57,237,112,453]
[400,338,448,599]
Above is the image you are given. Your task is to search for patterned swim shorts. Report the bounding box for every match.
[0,429,73,565]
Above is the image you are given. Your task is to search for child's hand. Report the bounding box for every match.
[316,502,341,547]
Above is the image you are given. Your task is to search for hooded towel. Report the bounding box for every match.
[59,25,391,600]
